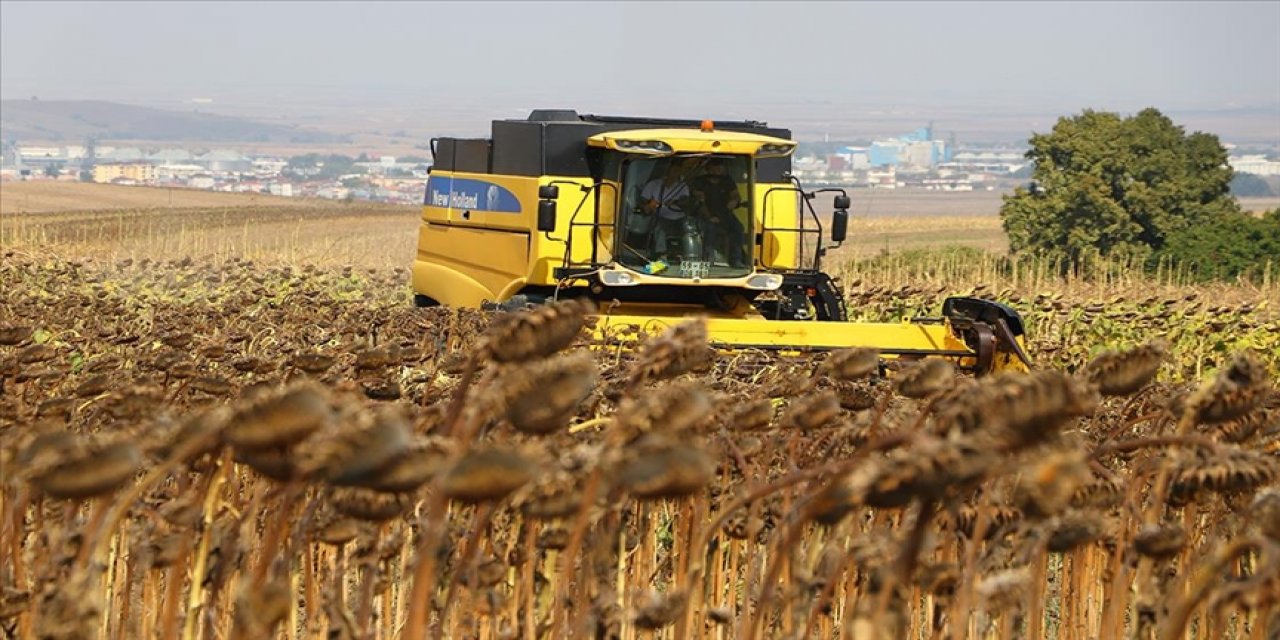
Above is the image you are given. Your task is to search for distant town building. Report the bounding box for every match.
[148,149,195,165]
[1,141,20,168]
[156,164,207,180]
[15,145,71,168]
[99,147,146,163]
[840,125,951,169]
[93,163,157,183]
[867,167,898,189]
[922,178,975,191]
[252,158,288,174]
[201,150,252,173]
[1230,155,1280,176]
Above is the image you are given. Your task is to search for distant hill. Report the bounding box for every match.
[0,100,348,144]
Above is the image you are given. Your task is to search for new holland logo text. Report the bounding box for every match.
[425,177,521,213]
[430,190,479,209]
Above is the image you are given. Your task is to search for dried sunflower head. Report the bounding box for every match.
[976,568,1030,612]
[725,396,775,431]
[836,381,880,412]
[952,371,1097,450]
[844,437,991,509]
[223,382,333,451]
[1132,523,1185,559]
[1081,339,1167,396]
[614,434,714,500]
[625,317,713,388]
[822,348,881,382]
[329,487,414,522]
[513,469,583,520]
[440,447,536,504]
[483,298,594,363]
[1193,351,1273,424]
[362,436,453,494]
[894,358,955,399]
[26,436,141,500]
[779,391,841,431]
[295,405,412,487]
[1249,487,1280,542]
[1168,446,1278,505]
[1013,450,1091,519]
[612,382,712,439]
[1045,513,1105,552]
[497,351,598,434]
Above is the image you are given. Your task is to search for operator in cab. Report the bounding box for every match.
[690,158,748,268]
[621,154,753,278]
[638,158,696,263]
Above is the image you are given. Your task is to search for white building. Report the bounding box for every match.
[867,168,897,189]
[252,158,288,174]
[200,150,252,173]
[1230,155,1280,176]
[156,163,206,179]
[148,149,195,165]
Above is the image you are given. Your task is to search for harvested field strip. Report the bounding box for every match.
[0,181,318,214]
[2,205,420,268]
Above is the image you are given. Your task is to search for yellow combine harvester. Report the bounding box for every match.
[413,110,1031,374]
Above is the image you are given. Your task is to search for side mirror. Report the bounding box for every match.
[537,199,557,232]
[831,208,848,243]
[833,194,851,210]
[538,184,560,200]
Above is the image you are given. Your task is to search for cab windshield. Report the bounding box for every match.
[616,155,752,279]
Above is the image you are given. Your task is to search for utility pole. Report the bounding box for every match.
[82,136,97,182]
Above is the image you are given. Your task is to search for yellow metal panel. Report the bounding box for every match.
[595,312,964,351]
[419,171,599,290]
[757,183,799,269]
[589,307,1029,373]
[411,260,493,308]
[415,224,529,304]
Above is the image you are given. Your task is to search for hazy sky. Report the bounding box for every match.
[2,1,1278,113]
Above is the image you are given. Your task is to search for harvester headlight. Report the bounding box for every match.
[757,143,796,157]
[745,273,784,290]
[612,139,673,155]
[600,270,639,286]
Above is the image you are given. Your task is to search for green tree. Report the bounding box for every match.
[1000,108,1238,266]
[1158,209,1280,281]
[43,163,62,178]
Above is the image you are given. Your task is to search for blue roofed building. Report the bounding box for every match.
[864,124,949,168]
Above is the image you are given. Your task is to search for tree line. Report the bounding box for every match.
[1000,108,1279,282]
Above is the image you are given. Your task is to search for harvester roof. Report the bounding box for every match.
[587,128,796,156]
[431,110,794,180]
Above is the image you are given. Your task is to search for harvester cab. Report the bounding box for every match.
[414,109,1032,375]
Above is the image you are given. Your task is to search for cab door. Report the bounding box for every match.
[593,177,620,265]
